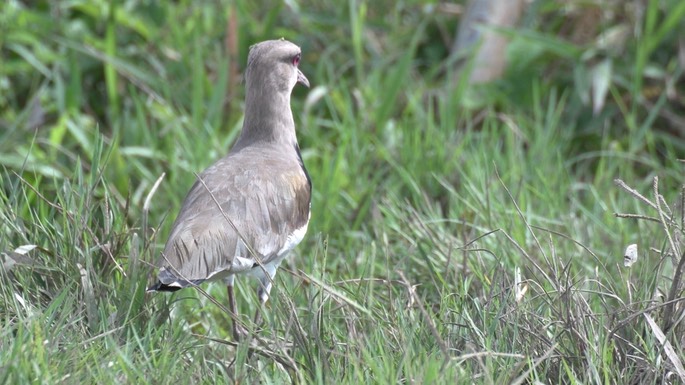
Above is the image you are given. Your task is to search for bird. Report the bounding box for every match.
[147,39,311,340]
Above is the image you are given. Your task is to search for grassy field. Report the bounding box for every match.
[1,0,685,383]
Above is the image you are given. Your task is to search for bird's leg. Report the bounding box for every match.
[226,276,247,341]
[252,305,264,331]
[227,285,240,340]
[252,286,270,331]
[253,262,280,332]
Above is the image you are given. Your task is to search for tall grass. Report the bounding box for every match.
[1,0,684,383]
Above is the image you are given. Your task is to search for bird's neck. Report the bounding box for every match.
[235,88,297,149]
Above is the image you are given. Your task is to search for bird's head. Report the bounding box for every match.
[245,39,309,95]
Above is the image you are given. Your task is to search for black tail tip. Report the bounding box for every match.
[146,282,182,293]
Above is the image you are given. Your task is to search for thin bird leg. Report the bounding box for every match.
[227,284,244,341]
[251,285,268,332]
[253,306,264,332]
[252,263,279,332]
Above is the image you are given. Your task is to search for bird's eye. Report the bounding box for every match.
[292,53,301,67]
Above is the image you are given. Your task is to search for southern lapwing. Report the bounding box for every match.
[148,39,311,340]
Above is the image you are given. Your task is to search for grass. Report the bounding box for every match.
[1,0,685,383]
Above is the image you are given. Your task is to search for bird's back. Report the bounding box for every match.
[156,142,311,288]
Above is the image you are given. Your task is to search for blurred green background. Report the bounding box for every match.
[1,0,684,383]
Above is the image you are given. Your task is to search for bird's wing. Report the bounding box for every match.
[157,146,311,286]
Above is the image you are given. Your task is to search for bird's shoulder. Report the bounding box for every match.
[196,143,308,198]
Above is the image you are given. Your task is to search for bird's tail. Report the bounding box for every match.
[146,281,183,293]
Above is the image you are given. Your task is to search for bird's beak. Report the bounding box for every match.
[297,69,310,88]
